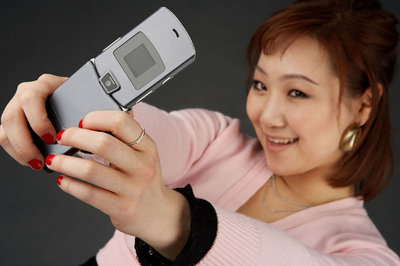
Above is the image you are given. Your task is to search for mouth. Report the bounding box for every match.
[267,136,298,144]
[265,135,299,152]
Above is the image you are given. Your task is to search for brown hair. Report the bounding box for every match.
[246,0,399,201]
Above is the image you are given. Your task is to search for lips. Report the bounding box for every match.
[265,135,299,153]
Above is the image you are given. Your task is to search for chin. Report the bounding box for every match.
[264,154,298,176]
[265,161,298,176]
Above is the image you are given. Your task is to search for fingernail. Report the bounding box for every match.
[45,154,55,165]
[57,176,63,186]
[28,159,43,170]
[56,130,65,141]
[79,119,84,128]
[41,133,54,144]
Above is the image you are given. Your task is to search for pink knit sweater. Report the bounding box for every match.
[95,102,399,265]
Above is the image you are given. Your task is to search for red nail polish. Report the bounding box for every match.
[79,119,84,128]
[28,159,43,170]
[57,176,63,186]
[56,130,65,141]
[41,133,54,144]
[45,154,55,165]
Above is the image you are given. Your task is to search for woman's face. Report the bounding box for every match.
[246,37,360,177]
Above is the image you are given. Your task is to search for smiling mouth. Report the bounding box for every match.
[267,137,298,144]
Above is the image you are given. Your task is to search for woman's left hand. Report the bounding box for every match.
[45,110,191,261]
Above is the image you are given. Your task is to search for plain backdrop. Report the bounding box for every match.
[0,0,399,265]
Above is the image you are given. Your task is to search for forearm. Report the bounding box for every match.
[202,206,400,265]
[135,186,400,266]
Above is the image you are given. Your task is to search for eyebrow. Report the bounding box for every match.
[255,65,319,86]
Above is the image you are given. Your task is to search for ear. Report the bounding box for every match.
[357,84,382,126]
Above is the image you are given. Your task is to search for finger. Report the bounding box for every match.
[57,174,119,216]
[56,127,138,172]
[46,154,127,194]
[19,75,68,144]
[81,110,153,152]
[0,125,28,166]
[1,102,44,170]
[37,74,68,87]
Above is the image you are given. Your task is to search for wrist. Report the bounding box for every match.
[135,184,218,265]
[149,189,191,261]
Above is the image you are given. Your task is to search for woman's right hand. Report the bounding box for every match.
[0,74,68,170]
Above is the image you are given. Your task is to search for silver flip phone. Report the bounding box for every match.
[33,7,195,158]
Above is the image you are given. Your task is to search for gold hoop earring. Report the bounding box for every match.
[340,123,361,153]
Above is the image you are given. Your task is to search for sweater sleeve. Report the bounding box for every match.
[200,206,400,266]
[132,188,399,266]
[131,102,237,187]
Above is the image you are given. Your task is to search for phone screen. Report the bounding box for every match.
[114,32,165,90]
[124,44,156,77]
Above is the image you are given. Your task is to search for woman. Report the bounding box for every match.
[1,0,399,265]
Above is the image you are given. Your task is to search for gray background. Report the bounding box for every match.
[0,0,399,265]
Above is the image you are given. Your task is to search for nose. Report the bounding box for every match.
[259,93,286,129]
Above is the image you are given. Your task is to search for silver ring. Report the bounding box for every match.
[126,124,145,146]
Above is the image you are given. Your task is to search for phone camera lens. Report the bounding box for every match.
[100,72,120,94]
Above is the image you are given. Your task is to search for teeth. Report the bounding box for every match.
[268,137,297,144]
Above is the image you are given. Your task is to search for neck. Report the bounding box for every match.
[276,168,354,207]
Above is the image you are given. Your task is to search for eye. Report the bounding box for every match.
[252,80,266,91]
[288,89,308,98]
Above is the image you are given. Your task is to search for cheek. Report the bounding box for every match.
[289,103,342,155]
[246,94,261,125]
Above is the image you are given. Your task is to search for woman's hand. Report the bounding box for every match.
[46,110,191,261]
[0,74,67,170]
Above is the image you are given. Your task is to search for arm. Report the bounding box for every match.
[135,188,400,266]
[207,206,400,266]
[131,102,238,186]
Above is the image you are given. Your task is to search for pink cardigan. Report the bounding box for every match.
[95,102,399,265]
